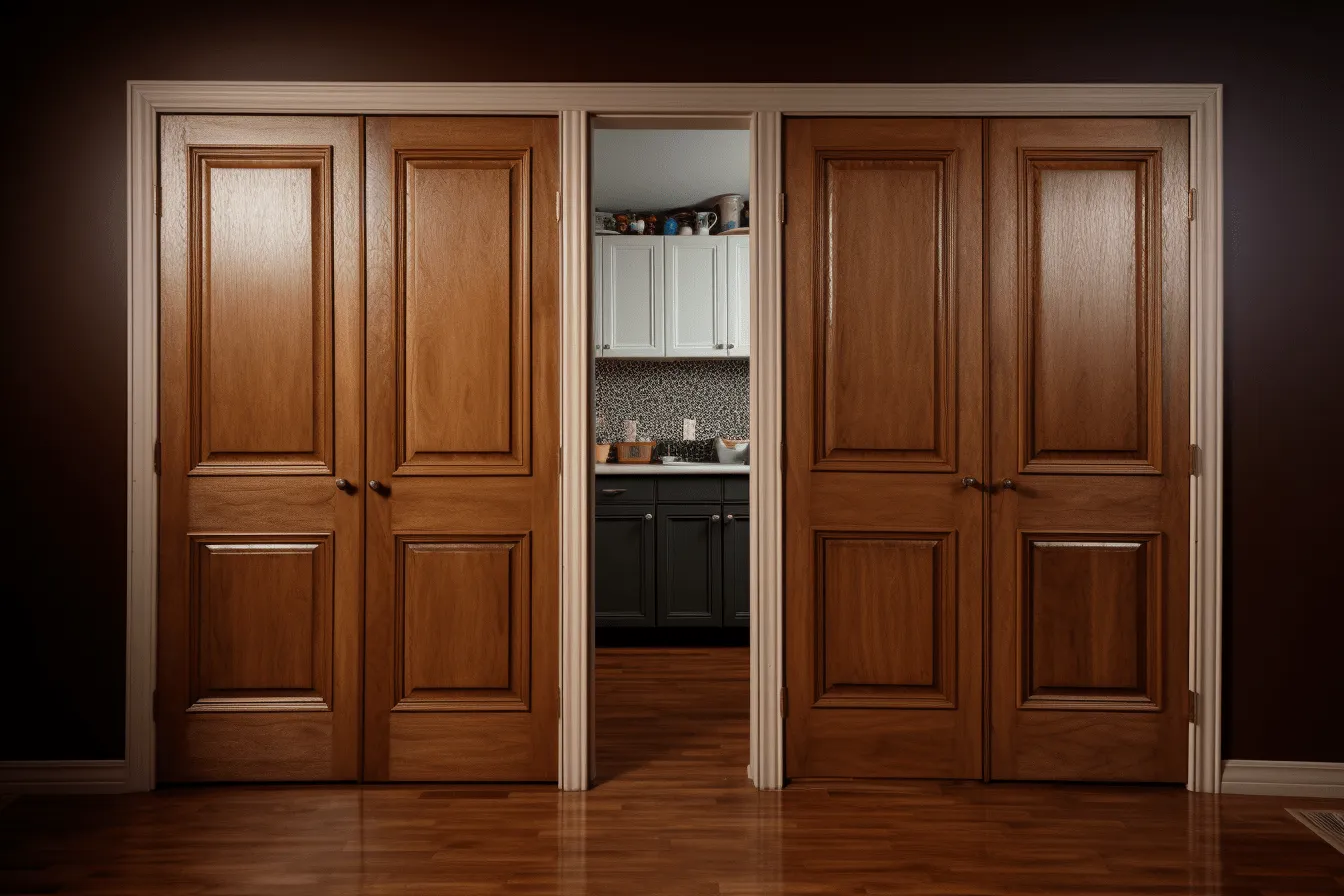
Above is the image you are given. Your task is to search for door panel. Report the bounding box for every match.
[989,119,1188,782]
[602,236,664,357]
[726,235,750,358]
[723,504,750,626]
[595,505,657,627]
[158,116,362,781]
[784,119,984,779]
[665,236,727,357]
[365,117,559,781]
[656,504,723,626]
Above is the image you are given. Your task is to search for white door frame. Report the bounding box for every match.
[122,81,1224,795]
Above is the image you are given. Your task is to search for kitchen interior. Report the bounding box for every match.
[590,120,751,780]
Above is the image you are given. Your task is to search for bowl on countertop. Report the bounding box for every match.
[715,438,749,465]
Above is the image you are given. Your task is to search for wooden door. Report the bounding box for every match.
[157,116,363,781]
[665,236,728,357]
[987,119,1189,781]
[656,504,723,626]
[364,117,559,781]
[601,235,664,357]
[783,119,985,778]
[595,504,657,627]
[726,234,750,358]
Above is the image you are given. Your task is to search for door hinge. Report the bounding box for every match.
[153,439,162,475]
[1187,689,1198,724]
[1189,443,1200,477]
[777,192,786,224]
[1188,187,1196,222]
[556,191,562,222]
[779,687,788,718]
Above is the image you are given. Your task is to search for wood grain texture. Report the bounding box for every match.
[785,118,984,780]
[820,155,949,467]
[989,118,1189,782]
[195,156,327,470]
[1020,152,1163,473]
[396,536,528,710]
[4,648,1341,894]
[401,154,527,470]
[158,116,362,782]
[365,117,559,781]
[192,537,329,708]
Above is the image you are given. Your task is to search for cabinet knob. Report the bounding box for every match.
[727,343,735,349]
[368,480,384,494]
[335,478,351,492]
[604,343,611,349]
[644,513,653,521]
[726,514,734,522]
[1000,478,1017,491]
[715,343,724,349]
[711,514,721,522]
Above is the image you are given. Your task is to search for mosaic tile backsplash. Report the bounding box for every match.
[594,359,749,443]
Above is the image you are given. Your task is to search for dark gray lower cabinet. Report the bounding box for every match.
[656,504,722,626]
[595,475,748,628]
[723,504,750,627]
[594,504,655,626]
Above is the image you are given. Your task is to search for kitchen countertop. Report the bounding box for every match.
[595,462,748,475]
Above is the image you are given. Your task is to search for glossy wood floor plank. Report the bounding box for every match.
[2,647,1340,894]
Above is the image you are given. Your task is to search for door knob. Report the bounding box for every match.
[335,478,351,492]
[961,477,983,490]
[368,480,384,493]
[1000,478,1017,491]
[644,513,653,521]
[711,514,721,522]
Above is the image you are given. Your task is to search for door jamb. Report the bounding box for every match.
[125,82,1223,794]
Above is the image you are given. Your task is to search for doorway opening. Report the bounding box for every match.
[589,116,753,785]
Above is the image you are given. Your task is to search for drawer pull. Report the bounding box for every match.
[600,488,627,496]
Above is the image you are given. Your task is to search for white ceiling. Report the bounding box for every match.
[592,129,750,211]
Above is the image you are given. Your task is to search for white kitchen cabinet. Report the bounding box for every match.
[664,236,728,358]
[598,235,664,358]
[593,239,604,356]
[726,234,750,358]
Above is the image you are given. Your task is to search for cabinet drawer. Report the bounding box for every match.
[723,477,749,502]
[657,476,723,503]
[595,477,657,503]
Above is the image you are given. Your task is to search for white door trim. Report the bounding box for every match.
[123,81,1224,795]
[1221,760,1344,799]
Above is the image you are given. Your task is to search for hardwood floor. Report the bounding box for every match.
[2,647,1340,894]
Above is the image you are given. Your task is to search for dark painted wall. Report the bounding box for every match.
[5,7,1341,762]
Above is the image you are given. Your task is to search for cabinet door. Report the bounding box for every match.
[656,503,723,626]
[664,236,727,358]
[595,504,656,626]
[592,238,604,357]
[723,503,750,626]
[726,235,750,358]
[601,235,664,357]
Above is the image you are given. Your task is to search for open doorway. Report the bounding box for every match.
[589,117,752,785]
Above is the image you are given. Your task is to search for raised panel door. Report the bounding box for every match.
[601,235,664,357]
[723,503,750,626]
[665,236,727,357]
[784,118,984,779]
[594,505,656,627]
[988,119,1189,782]
[365,117,559,781]
[656,504,723,626]
[157,115,362,781]
[726,235,750,358]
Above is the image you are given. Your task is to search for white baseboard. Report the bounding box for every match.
[1221,760,1344,799]
[0,760,129,794]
